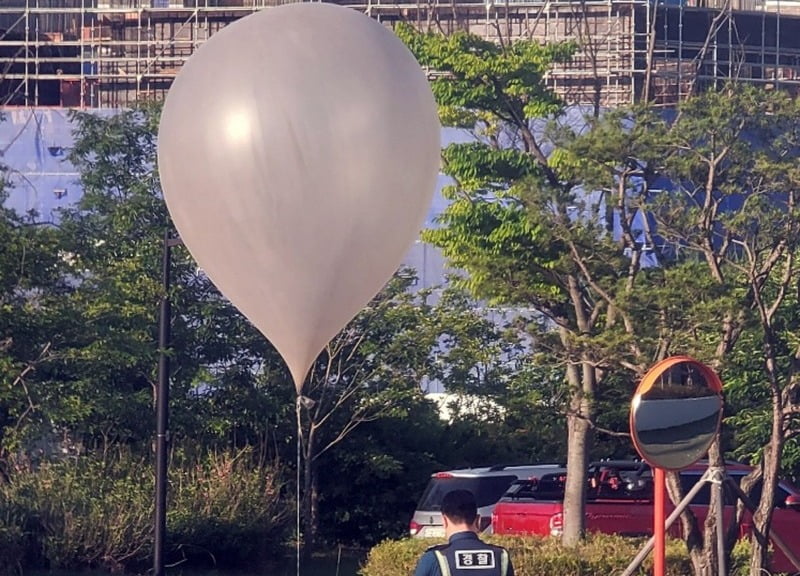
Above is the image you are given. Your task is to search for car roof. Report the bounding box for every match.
[683,459,753,471]
[588,459,755,473]
[432,463,565,478]
[433,460,800,493]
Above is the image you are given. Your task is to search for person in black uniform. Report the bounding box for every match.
[413,489,515,576]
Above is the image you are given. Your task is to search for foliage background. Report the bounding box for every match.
[1,34,800,575]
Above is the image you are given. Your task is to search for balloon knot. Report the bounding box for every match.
[297,395,316,410]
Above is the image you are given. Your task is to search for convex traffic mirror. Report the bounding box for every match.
[630,356,723,470]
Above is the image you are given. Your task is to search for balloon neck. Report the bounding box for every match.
[291,366,310,396]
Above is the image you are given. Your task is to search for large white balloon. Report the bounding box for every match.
[157,3,440,392]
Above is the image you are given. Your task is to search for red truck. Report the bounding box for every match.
[491,460,800,574]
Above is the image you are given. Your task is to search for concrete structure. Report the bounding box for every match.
[0,0,798,110]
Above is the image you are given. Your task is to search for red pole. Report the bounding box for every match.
[654,467,666,576]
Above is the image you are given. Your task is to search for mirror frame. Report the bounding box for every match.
[630,355,724,471]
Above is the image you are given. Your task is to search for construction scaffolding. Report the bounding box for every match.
[0,0,799,108]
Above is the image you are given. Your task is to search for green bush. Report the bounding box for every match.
[0,454,153,571]
[361,533,752,576]
[0,447,290,572]
[168,448,290,567]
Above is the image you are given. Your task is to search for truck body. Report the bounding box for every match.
[491,461,800,574]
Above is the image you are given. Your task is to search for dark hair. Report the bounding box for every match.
[441,489,478,525]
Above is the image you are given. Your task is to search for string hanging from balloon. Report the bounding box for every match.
[296,396,302,576]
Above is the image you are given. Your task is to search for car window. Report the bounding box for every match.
[742,479,790,509]
[679,473,715,505]
[503,468,655,502]
[595,476,653,501]
[680,472,744,505]
[588,465,653,501]
[417,475,517,510]
[503,474,567,501]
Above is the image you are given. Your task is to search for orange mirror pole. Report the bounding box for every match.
[654,467,666,576]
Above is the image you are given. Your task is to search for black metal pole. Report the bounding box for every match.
[154,231,177,576]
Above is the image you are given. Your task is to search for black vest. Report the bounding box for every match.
[428,532,510,576]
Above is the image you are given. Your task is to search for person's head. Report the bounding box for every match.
[441,489,478,536]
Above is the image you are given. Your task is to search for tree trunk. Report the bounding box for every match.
[561,360,593,547]
[699,439,724,576]
[665,470,706,576]
[749,417,783,576]
[664,438,728,576]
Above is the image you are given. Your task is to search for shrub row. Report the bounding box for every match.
[0,447,290,574]
[361,533,752,576]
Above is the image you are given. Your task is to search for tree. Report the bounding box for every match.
[398,26,671,546]
[293,274,432,551]
[401,24,800,573]
[1,105,294,458]
[0,108,74,456]
[646,86,800,576]
[295,277,535,550]
[0,188,69,458]
[310,285,568,547]
[314,387,446,546]
[566,84,800,576]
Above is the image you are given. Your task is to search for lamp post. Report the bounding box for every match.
[154,231,183,576]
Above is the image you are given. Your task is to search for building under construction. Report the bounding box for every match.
[0,0,799,109]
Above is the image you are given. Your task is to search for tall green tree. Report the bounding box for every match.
[402,25,800,574]
[398,26,670,547]
[0,189,69,458]
[648,86,800,576]
[554,84,800,575]
[295,277,540,550]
